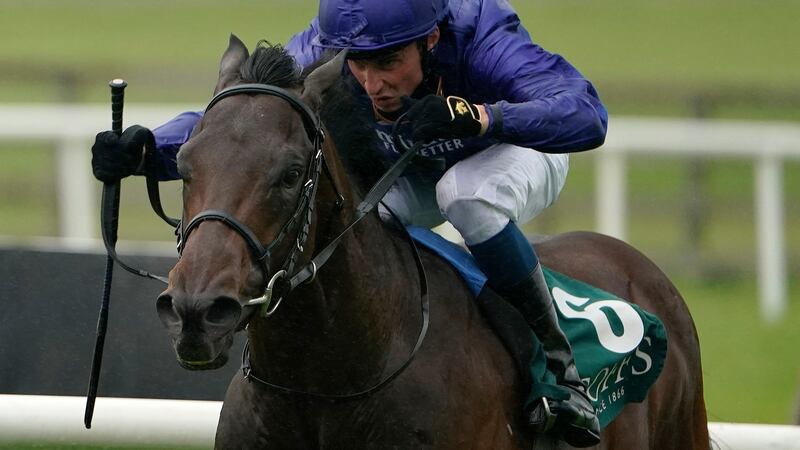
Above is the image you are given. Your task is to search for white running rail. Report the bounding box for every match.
[1,395,798,449]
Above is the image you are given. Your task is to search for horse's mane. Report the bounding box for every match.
[318,73,387,191]
[239,41,304,88]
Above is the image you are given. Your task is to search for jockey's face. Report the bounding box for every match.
[347,28,440,113]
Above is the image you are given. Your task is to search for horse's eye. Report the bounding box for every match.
[282,168,303,187]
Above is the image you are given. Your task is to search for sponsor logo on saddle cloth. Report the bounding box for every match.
[405,226,668,429]
[534,269,668,428]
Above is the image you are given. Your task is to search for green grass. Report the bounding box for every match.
[0,0,317,103]
[1,0,799,119]
[0,143,58,235]
[3,0,797,86]
[684,277,800,424]
[523,0,800,86]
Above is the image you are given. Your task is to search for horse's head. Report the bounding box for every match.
[156,35,345,370]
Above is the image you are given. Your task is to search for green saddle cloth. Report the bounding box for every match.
[405,226,667,429]
[528,267,668,428]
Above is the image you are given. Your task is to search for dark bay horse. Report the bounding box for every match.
[155,35,709,449]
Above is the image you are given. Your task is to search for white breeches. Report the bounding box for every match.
[378,144,569,245]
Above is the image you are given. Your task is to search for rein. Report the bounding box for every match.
[241,205,429,401]
[105,82,430,401]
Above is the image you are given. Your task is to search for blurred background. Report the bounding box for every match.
[0,0,798,445]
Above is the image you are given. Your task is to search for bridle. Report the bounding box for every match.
[177,83,338,316]
[103,80,431,401]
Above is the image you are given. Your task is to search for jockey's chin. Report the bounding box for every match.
[371,95,402,112]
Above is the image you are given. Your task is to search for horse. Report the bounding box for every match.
[155,35,710,449]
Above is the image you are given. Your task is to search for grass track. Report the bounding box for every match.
[2,0,799,120]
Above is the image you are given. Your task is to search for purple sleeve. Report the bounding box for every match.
[286,18,325,70]
[151,111,203,181]
[466,0,607,152]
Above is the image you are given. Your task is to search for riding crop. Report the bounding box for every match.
[84,78,126,429]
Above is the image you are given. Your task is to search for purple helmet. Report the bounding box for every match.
[313,0,448,51]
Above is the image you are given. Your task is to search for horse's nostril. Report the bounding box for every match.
[156,293,182,332]
[205,296,242,327]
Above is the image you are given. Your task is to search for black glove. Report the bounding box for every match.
[91,125,154,183]
[404,95,485,143]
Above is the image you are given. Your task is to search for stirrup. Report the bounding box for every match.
[527,396,557,433]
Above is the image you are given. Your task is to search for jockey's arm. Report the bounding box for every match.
[466,1,608,153]
[148,111,202,181]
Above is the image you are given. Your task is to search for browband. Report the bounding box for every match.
[206,83,319,140]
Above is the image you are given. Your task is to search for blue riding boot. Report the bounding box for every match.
[469,222,601,448]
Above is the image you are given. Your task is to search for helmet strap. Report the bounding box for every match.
[413,38,440,98]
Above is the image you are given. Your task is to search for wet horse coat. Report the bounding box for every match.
[156,35,710,449]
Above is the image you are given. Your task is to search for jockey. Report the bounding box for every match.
[90,0,606,446]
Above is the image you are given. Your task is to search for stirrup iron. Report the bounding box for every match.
[528,396,558,433]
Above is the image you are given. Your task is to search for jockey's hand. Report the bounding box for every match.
[404,95,487,143]
[91,125,154,183]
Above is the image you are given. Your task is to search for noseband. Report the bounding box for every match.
[178,83,337,316]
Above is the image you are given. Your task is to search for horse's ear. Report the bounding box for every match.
[214,34,250,94]
[300,49,348,111]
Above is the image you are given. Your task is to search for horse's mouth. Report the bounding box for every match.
[177,351,229,371]
[174,333,234,371]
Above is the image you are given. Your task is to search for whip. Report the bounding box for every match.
[84,78,127,429]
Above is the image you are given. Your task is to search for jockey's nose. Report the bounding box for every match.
[362,68,384,96]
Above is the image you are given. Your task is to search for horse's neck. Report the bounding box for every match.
[247,206,420,393]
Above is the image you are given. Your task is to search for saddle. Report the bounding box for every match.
[407,226,667,429]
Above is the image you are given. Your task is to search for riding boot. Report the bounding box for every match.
[496,263,601,448]
[466,222,600,447]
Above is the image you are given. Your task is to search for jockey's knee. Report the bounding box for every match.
[437,197,510,245]
[436,167,519,244]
